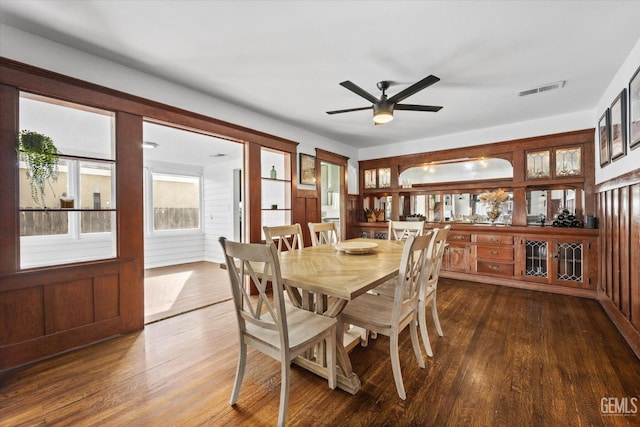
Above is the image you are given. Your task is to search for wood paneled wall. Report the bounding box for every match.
[0,58,301,371]
[596,168,640,357]
[293,189,320,246]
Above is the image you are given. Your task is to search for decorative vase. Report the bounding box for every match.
[486,202,502,224]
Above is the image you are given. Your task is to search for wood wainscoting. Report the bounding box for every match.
[596,168,640,358]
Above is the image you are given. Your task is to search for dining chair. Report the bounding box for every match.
[263,223,307,308]
[219,237,337,427]
[308,222,339,246]
[417,225,451,357]
[340,234,430,400]
[263,223,305,252]
[388,220,425,241]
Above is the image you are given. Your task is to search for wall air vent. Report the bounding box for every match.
[517,80,566,97]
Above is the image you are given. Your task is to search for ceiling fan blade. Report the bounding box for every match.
[387,75,440,104]
[340,81,380,104]
[326,106,372,115]
[395,104,443,112]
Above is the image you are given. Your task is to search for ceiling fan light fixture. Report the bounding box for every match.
[143,141,158,149]
[373,103,394,124]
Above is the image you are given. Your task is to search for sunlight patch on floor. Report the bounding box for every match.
[144,271,192,315]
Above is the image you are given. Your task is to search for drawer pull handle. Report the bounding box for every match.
[454,236,465,240]
[489,250,499,255]
[489,265,500,270]
[489,237,499,242]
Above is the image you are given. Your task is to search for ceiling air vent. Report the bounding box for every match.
[517,80,566,97]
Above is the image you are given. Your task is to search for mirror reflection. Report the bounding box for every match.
[526,188,581,225]
[400,191,513,224]
[400,157,512,186]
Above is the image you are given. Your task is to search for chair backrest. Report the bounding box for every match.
[391,233,433,323]
[263,223,304,253]
[219,237,289,349]
[308,222,339,246]
[423,225,451,292]
[388,220,425,241]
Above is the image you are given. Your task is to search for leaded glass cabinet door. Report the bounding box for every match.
[524,239,549,281]
[552,239,588,288]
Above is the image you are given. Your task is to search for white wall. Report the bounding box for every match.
[359,110,594,160]
[0,24,361,194]
[594,37,640,185]
[203,158,241,264]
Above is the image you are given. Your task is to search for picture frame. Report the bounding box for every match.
[299,153,316,185]
[629,65,640,150]
[610,88,627,161]
[598,108,610,167]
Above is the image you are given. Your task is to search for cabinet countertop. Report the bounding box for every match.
[353,222,598,237]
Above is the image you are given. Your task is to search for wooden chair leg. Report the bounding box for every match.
[230,342,247,405]
[360,327,369,347]
[431,296,444,336]
[410,319,425,368]
[419,303,434,357]
[278,358,290,427]
[389,333,406,400]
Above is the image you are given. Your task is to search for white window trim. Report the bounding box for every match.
[145,166,204,236]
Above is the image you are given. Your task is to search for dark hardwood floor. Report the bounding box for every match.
[2,278,639,426]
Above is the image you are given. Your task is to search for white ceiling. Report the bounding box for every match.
[2,0,640,153]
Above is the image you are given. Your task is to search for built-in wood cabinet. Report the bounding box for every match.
[443,231,471,273]
[474,233,514,277]
[356,129,597,298]
[518,235,594,289]
[352,220,597,296]
[441,225,597,296]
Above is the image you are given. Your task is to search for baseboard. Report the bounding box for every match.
[597,291,640,360]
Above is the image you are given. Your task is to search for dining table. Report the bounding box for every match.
[274,237,406,394]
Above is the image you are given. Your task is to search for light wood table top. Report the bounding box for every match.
[278,238,405,301]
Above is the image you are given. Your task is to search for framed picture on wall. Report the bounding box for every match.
[630,65,640,150]
[598,108,610,167]
[299,153,316,185]
[610,89,627,161]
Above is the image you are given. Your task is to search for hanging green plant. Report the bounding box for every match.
[16,130,60,208]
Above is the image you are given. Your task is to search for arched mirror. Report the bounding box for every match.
[399,157,513,187]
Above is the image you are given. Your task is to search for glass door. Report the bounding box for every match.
[320,161,342,238]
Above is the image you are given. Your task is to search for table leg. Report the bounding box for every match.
[292,296,362,394]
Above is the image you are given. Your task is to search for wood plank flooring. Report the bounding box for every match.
[2,278,639,426]
[144,261,231,324]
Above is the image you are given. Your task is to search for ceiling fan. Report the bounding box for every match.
[327,75,443,125]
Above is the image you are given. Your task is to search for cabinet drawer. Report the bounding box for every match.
[475,234,513,245]
[448,233,471,243]
[477,261,514,276]
[477,245,514,261]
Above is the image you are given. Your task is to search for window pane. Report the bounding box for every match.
[19,158,70,209]
[19,92,116,269]
[20,92,115,160]
[20,211,69,236]
[152,174,201,230]
[80,161,115,209]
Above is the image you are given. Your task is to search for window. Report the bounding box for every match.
[151,173,201,231]
[18,92,116,269]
